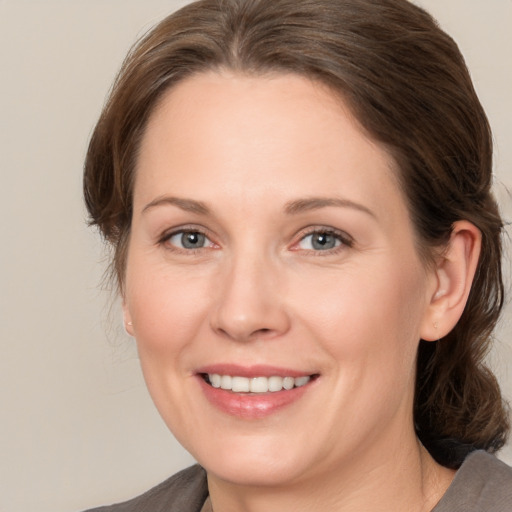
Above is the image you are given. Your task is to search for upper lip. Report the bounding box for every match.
[195,364,316,378]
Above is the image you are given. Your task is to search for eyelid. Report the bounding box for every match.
[157,224,352,254]
[290,226,353,252]
[158,224,218,250]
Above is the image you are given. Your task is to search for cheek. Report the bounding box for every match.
[293,259,427,370]
[123,257,214,433]
[124,255,212,358]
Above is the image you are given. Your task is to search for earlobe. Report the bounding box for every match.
[122,302,135,337]
[420,221,481,341]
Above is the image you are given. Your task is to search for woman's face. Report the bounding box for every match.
[124,71,437,487]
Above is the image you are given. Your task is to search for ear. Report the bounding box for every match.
[122,300,135,337]
[420,220,481,341]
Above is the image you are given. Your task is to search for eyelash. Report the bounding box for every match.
[158,226,353,255]
[159,226,217,254]
[291,227,353,255]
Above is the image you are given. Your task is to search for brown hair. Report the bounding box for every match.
[84,0,509,467]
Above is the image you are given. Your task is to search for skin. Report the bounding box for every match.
[123,71,480,511]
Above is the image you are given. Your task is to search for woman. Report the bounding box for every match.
[83,0,512,510]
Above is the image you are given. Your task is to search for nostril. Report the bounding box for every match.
[215,326,276,342]
[210,297,291,342]
[250,327,277,339]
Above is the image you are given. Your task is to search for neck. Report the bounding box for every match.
[206,432,455,512]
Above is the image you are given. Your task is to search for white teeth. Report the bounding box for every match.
[207,374,311,393]
[250,377,268,393]
[220,375,232,390]
[231,376,250,392]
[283,376,295,390]
[268,376,283,392]
[295,376,310,388]
[210,374,221,388]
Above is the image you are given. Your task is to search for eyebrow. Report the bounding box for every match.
[142,196,210,215]
[142,195,375,218]
[284,197,375,218]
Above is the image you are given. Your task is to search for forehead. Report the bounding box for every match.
[135,71,404,223]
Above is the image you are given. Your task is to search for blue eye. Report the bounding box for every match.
[298,231,345,251]
[167,231,211,249]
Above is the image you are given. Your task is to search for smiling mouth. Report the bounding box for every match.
[201,373,318,393]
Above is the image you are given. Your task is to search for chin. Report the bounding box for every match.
[203,454,307,487]
[184,430,320,487]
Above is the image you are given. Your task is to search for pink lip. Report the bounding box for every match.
[195,364,317,420]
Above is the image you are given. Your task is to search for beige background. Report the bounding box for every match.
[0,1,510,511]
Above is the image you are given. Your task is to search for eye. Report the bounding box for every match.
[166,230,213,250]
[295,229,351,252]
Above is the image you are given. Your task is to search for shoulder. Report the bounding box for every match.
[82,464,208,512]
[433,450,512,512]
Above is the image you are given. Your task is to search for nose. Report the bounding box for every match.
[209,252,291,342]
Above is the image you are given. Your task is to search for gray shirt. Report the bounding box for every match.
[85,450,512,511]
[432,450,512,511]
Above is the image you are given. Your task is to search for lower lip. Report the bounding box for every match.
[197,377,312,419]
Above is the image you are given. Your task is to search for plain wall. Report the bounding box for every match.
[0,1,510,511]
